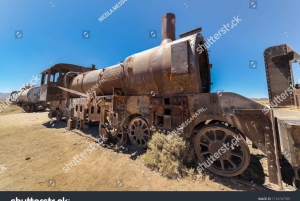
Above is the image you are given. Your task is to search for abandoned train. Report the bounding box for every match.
[36,13,300,189]
[9,84,47,112]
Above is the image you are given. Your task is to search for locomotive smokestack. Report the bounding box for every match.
[161,13,175,45]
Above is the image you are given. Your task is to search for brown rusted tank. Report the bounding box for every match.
[69,13,210,97]
[17,86,40,103]
[10,85,46,112]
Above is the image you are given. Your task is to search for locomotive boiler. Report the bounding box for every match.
[69,13,210,97]
[39,13,300,189]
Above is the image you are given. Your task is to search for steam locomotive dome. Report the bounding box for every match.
[70,13,211,96]
[18,86,40,103]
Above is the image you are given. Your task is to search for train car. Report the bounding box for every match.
[10,84,46,112]
[40,13,300,189]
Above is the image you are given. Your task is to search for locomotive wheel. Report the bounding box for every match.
[10,91,18,102]
[24,105,30,112]
[194,124,250,177]
[128,117,151,149]
[99,127,109,144]
[30,105,34,113]
[56,110,63,121]
[112,127,128,146]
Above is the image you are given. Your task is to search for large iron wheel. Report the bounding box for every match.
[194,124,250,177]
[128,117,151,148]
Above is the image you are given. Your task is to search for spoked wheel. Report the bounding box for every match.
[194,124,250,177]
[128,117,151,149]
[10,91,18,102]
[99,127,109,144]
[112,127,128,146]
[24,105,31,112]
[56,110,63,121]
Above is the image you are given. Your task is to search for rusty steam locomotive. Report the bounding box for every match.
[36,13,300,189]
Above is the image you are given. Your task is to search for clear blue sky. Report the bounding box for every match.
[0,0,299,98]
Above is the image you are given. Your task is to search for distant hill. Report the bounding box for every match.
[251,98,269,102]
[0,92,10,99]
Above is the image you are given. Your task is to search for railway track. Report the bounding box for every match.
[230,177,272,191]
[200,171,299,191]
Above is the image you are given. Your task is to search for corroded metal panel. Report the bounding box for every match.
[278,119,300,167]
[233,109,282,188]
[40,85,48,102]
[264,44,300,107]
[171,41,189,74]
[274,109,300,168]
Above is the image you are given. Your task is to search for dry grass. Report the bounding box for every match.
[256,101,269,106]
[142,132,195,180]
[0,100,24,116]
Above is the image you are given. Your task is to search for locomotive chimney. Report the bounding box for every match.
[161,13,176,45]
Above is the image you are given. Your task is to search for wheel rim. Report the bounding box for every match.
[56,110,62,121]
[24,106,30,112]
[194,125,250,177]
[10,92,18,102]
[128,117,150,148]
[113,127,128,146]
[99,127,109,144]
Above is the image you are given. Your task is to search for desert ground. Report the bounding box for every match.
[0,100,296,191]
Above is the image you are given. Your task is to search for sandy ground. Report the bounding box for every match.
[0,102,296,191]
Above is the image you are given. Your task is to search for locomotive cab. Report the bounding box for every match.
[40,63,95,120]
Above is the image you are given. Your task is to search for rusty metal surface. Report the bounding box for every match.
[10,85,47,112]
[179,27,202,39]
[266,109,283,189]
[40,63,94,102]
[263,44,300,187]
[277,119,300,167]
[61,14,210,98]
[37,13,300,189]
[171,41,189,74]
[161,13,176,45]
[274,108,300,168]
[18,86,40,103]
[65,32,210,98]
[294,89,300,109]
[57,86,88,98]
[264,44,300,107]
